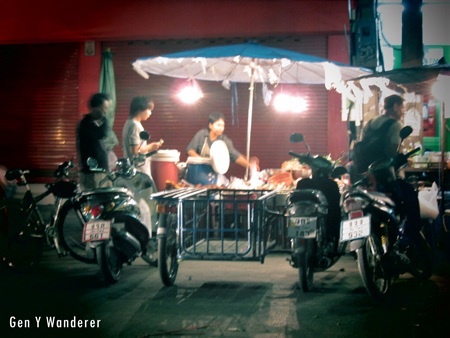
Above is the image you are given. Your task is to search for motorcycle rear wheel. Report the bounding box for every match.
[96,241,122,284]
[0,201,43,273]
[57,200,96,264]
[298,240,315,292]
[357,234,391,301]
[158,214,178,286]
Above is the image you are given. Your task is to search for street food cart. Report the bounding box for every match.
[151,187,289,286]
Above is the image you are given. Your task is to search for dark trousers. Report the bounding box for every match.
[396,179,421,245]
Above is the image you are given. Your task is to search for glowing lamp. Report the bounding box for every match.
[177,84,203,104]
[274,94,307,113]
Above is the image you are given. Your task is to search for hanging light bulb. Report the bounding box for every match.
[177,81,203,104]
[273,94,291,112]
[273,94,307,113]
[291,97,307,113]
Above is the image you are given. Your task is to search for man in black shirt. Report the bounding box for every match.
[76,93,111,190]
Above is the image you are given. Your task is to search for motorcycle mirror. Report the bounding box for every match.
[339,151,349,162]
[331,166,348,179]
[87,157,98,170]
[291,133,311,155]
[290,133,304,143]
[399,126,413,140]
[139,131,150,141]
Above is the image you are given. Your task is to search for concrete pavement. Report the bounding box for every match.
[1,243,449,338]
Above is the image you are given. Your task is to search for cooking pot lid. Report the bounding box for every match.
[210,140,230,174]
[152,149,180,161]
[187,157,212,164]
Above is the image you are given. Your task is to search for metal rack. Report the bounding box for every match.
[152,188,280,261]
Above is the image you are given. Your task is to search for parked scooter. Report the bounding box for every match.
[81,131,159,283]
[340,126,433,301]
[268,133,348,291]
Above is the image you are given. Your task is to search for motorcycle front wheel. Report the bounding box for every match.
[298,239,316,292]
[357,234,391,301]
[158,214,178,286]
[57,200,96,264]
[0,201,43,273]
[96,241,122,284]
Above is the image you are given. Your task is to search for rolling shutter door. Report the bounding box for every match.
[104,37,328,178]
[0,43,79,181]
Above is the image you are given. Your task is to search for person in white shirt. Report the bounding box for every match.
[122,96,163,265]
[122,96,162,178]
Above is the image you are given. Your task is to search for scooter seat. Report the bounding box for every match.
[366,191,395,208]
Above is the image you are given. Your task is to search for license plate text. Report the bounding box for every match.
[288,217,317,238]
[82,220,111,242]
[340,216,371,241]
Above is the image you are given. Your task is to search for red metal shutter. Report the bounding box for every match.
[0,43,79,181]
[103,37,328,178]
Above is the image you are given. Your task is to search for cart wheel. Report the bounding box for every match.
[158,236,178,286]
[158,214,178,286]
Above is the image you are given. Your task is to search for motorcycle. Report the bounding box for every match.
[80,131,159,283]
[340,126,434,301]
[268,133,348,291]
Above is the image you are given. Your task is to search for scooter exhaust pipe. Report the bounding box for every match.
[318,257,332,269]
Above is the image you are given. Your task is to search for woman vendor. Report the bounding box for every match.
[186,112,259,170]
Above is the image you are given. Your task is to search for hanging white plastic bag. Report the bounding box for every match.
[418,182,439,219]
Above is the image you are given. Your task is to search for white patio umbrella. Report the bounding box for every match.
[132,41,372,178]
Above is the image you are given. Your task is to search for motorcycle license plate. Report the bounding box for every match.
[82,220,111,242]
[340,216,371,242]
[287,217,317,238]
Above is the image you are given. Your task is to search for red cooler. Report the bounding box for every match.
[150,150,180,191]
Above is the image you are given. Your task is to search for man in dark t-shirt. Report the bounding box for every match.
[76,93,111,190]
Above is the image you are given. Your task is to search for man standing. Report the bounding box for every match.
[122,96,162,178]
[122,96,162,266]
[77,93,111,190]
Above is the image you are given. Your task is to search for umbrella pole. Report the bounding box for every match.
[441,102,449,232]
[245,67,255,181]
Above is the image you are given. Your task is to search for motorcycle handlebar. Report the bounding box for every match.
[392,147,421,170]
[90,168,106,173]
[289,151,311,164]
[145,150,158,158]
[96,150,158,187]
[289,151,304,158]
[405,147,421,158]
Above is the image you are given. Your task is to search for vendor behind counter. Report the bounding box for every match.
[186,112,259,171]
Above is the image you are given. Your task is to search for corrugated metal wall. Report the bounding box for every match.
[0,43,79,180]
[105,36,329,178]
[0,37,329,182]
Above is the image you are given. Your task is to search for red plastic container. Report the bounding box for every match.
[150,150,180,191]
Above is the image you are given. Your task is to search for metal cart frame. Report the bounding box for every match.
[152,188,281,285]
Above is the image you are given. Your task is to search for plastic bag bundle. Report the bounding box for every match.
[418,182,439,219]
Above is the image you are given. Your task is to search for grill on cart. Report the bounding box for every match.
[152,188,280,262]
